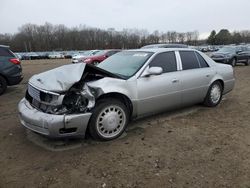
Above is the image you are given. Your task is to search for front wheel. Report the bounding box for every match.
[231,58,236,67]
[245,58,250,66]
[88,98,129,141]
[203,81,223,107]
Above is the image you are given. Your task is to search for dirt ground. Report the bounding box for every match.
[0,59,250,188]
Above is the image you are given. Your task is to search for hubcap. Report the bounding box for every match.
[210,84,221,104]
[96,105,126,138]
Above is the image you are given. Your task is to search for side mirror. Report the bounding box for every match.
[236,50,242,54]
[143,67,163,77]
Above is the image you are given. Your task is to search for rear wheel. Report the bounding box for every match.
[204,81,223,107]
[0,75,7,95]
[88,98,129,141]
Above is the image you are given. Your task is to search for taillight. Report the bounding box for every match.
[9,58,21,65]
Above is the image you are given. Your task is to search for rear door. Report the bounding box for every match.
[136,51,182,116]
[237,47,250,62]
[237,52,249,62]
[178,51,215,105]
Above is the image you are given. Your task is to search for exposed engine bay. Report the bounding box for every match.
[25,64,122,115]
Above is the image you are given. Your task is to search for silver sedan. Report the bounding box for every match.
[18,48,235,141]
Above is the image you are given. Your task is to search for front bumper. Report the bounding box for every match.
[72,59,79,63]
[8,74,23,85]
[18,98,92,138]
[212,57,231,64]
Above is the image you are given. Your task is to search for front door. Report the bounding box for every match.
[136,51,181,116]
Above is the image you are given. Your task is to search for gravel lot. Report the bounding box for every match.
[0,59,250,188]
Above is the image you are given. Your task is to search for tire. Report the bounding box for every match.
[203,81,223,107]
[0,75,7,95]
[230,58,236,67]
[88,98,129,141]
[92,61,99,66]
[245,58,250,66]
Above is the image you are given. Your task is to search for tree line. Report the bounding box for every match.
[0,23,199,52]
[0,23,249,52]
[207,29,250,45]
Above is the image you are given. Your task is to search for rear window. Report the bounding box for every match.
[0,47,15,57]
[195,52,209,68]
[179,51,200,70]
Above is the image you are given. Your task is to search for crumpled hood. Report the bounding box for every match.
[29,63,122,93]
[29,63,86,92]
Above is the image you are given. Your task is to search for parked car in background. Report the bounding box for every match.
[35,52,49,59]
[80,49,121,65]
[210,46,248,66]
[63,51,75,59]
[235,46,250,65]
[22,52,40,60]
[199,46,209,52]
[0,45,23,95]
[14,53,22,60]
[141,43,188,49]
[18,48,234,140]
[72,50,100,63]
[48,52,64,59]
[210,46,237,66]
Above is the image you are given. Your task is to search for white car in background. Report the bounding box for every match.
[48,52,64,59]
[72,50,100,63]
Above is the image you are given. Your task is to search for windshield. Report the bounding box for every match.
[84,50,99,56]
[98,51,153,79]
[218,47,236,53]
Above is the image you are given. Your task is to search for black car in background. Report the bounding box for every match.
[211,46,250,66]
[236,46,250,65]
[0,45,23,95]
[21,52,40,60]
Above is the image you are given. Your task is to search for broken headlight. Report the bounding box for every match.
[61,84,95,114]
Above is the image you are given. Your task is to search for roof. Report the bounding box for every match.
[0,45,9,48]
[128,48,195,53]
[141,43,188,49]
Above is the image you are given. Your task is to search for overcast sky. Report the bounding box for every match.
[1,0,250,39]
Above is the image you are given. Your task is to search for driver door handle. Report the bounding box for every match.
[172,79,179,83]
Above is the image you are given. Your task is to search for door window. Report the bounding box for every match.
[195,52,209,68]
[179,51,200,70]
[149,52,177,73]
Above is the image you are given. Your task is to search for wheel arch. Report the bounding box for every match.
[209,75,224,92]
[0,73,9,85]
[96,92,133,119]
[215,79,224,92]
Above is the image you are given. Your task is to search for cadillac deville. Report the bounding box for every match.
[18,48,235,141]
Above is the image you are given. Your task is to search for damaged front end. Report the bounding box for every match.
[18,63,121,137]
[25,82,95,115]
